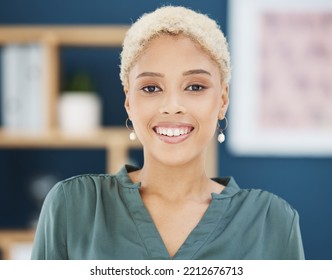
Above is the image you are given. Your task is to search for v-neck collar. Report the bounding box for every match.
[115,165,240,259]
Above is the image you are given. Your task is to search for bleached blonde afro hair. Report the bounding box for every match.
[120,6,231,88]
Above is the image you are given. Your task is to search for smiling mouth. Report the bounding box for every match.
[153,126,194,138]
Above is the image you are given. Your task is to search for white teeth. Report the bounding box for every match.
[167,129,173,137]
[155,127,192,137]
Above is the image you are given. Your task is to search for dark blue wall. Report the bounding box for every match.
[0,0,331,259]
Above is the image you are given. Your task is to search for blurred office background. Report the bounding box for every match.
[0,0,331,259]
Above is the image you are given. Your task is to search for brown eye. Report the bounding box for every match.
[142,85,161,93]
[186,84,206,91]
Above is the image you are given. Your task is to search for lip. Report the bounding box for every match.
[152,122,194,144]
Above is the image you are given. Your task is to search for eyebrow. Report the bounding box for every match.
[136,72,164,79]
[135,69,211,79]
[183,69,211,76]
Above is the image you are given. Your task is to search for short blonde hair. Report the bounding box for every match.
[120,6,231,88]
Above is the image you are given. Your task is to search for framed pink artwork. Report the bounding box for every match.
[228,0,332,156]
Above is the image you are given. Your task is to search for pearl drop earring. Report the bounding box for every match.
[218,132,225,143]
[125,118,136,141]
[217,117,228,144]
[129,131,136,141]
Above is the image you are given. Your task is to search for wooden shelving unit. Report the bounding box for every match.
[0,25,217,259]
[0,25,142,173]
[0,25,129,130]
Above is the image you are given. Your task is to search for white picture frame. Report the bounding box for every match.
[228,0,332,156]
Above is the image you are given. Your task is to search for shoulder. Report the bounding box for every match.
[221,177,298,221]
[43,166,137,211]
[243,189,295,213]
[44,173,119,206]
[54,165,138,194]
[53,173,114,192]
[235,187,298,223]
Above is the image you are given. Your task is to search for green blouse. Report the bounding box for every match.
[31,165,305,260]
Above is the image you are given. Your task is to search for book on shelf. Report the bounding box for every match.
[1,43,47,133]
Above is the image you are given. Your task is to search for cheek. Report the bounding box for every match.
[127,95,155,127]
[190,95,220,120]
[190,95,220,138]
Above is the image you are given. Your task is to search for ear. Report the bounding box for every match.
[124,87,131,119]
[218,83,229,120]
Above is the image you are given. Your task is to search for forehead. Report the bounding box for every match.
[130,34,220,75]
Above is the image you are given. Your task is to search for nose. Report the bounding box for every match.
[159,91,186,115]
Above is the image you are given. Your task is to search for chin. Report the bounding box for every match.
[146,146,203,168]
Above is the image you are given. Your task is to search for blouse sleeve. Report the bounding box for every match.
[30,182,68,259]
[285,209,305,259]
[265,194,305,260]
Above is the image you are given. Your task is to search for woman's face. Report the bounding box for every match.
[125,35,229,166]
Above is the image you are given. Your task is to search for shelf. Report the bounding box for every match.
[0,127,141,148]
[0,25,129,46]
[0,127,142,174]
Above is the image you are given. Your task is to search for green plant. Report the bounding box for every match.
[66,71,96,93]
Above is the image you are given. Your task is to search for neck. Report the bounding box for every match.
[132,153,217,202]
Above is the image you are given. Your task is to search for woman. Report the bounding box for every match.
[31,6,305,260]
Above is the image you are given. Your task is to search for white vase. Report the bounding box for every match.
[58,92,101,135]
